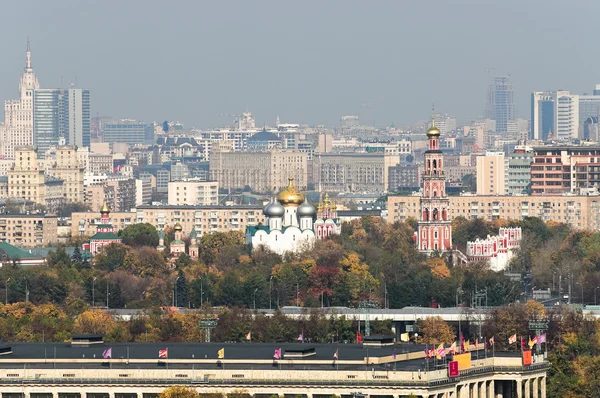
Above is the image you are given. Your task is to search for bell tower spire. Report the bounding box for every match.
[25,37,32,70]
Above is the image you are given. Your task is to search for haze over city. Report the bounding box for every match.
[1,0,598,127]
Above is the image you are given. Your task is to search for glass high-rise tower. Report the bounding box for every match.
[485,75,516,134]
[33,88,90,157]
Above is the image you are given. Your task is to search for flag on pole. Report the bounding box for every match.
[508,334,517,344]
[528,336,534,349]
[537,333,546,344]
[102,347,112,359]
[158,348,168,359]
[436,343,445,359]
[400,332,410,342]
[428,347,436,358]
[489,336,495,346]
[356,332,363,343]
[449,341,457,355]
[218,348,224,359]
[460,335,465,353]
[521,336,525,350]
[464,340,470,352]
[532,335,539,345]
[273,348,282,359]
[475,337,479,349]
[425,346,431,359]
[392,349,397,360]
[297,333,303,342]
[333,349,339,360]
[246,331,251,341]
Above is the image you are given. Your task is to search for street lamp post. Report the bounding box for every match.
[106,280,109,309]
[296,283,300,306]
[175,277,180,307]
[269,276,273,311]
[456,287,462,341]
[576,282,584,305]
[92,277,97,307]
[5,278,10,305]
[253,288,258,310]
[24,278,29,303]
[200,277,203,306]
[384,283,388,309]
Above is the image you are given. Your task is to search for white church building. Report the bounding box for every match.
[246,178,341,255]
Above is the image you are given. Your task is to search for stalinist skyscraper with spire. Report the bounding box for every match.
[0,39,40,159]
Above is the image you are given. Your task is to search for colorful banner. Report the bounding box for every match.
[523,350,532,366]
[454,353,471,370]
[448,360,459,377]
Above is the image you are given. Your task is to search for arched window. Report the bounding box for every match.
[433,208,439,220]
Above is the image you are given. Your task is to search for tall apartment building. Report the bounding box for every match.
[531,91,579,140]
[101,120,154,144]
[505,148,533,195]
[0,214,58,247]
[84,177,136,212]
[32,88,90,156]
[486,75,516,134]
[314,152,397,193]
[388,194,600,232]
[106,177,136,212]
[530,146,600,195]
[476,152,505,195]
[45,146,85,203]
[167,179,219,206]
[209,147,307,193]
[8,147,47,206]
[1,41,40,159]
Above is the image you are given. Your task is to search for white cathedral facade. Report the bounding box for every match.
[246,178,341,255]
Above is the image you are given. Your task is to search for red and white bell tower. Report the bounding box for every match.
[416,118,452,253]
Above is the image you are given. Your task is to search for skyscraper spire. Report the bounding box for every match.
[25,37,32,70]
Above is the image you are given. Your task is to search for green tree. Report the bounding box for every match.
[93,243,129,272]
[119,223,159,247]
[175,268,188,308]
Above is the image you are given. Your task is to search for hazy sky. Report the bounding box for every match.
[0,1,597,128]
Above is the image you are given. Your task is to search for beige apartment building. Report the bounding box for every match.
[8,147,46,205]
[46,146,85,203]
[388,194,600,232]
[88,153,113,175]
[476,152,505,195]
[210,146,307,193]
[84,177,136,212]
[71,211,137,237]
[71,205,266,239]
[135,205,266,237]
[0,214,58,247]
[314,152,398,192]
[167,179,219,206]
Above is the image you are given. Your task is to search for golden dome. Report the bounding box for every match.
[100,201,110,214]
[174,223,183,231]
[277,177,305,207]
[426,118,441,138]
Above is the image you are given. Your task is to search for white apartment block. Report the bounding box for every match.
[168,179,219,206]
[476,152,505,195]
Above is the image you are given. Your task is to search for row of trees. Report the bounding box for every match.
[2,217,518,313]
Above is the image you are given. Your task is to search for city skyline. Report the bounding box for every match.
[0,1,598,129]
